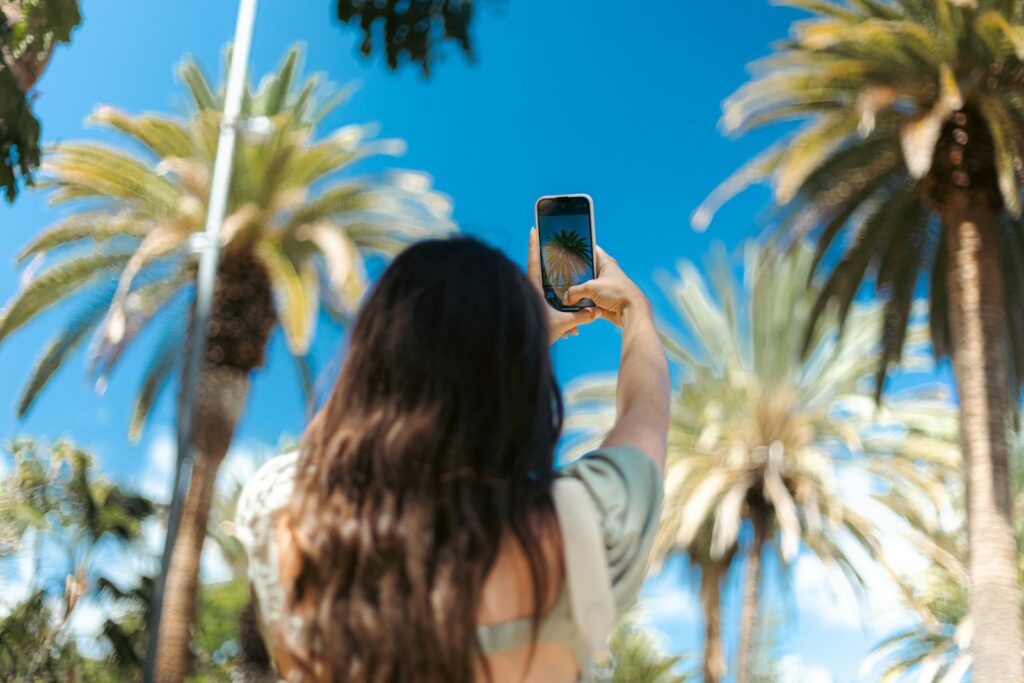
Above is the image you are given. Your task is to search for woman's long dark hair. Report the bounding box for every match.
[279,237,563,682]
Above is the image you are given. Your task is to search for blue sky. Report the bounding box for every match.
[0,1,938,680]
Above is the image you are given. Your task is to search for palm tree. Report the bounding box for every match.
[0,444,270,680]
[0,46,452,680]
[0,589,83,681]
[865,536,972,682]
[566,243,958,683]
[866,434,1024,681]
[97,574,155,676]
[693,2,1024,676]
[0,439,154,680]
[543,228,593,296]
[90,475,269,679]
[586,620,694,683]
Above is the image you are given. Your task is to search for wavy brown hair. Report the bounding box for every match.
[277,237,563,682]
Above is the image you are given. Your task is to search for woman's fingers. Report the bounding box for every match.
[527,227,543,292]
[563,281,597,306]
[553,308,595,340]
[567,307,596,326]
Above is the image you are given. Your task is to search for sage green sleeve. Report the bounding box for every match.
[558,446,664,611]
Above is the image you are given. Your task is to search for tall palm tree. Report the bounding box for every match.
[0,439,153,679]
[866,434,1024,681]
[566,243,958,683]
[0,46,452,680]
[693,2,1024,676]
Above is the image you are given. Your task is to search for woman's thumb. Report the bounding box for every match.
[563,281,596,305]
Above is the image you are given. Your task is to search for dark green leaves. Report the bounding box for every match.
[0,64,41,203]
[0,0,82,204]
[336,0,479,76]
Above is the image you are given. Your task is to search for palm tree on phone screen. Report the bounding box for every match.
[542,228,592,298]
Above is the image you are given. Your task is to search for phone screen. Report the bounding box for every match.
[536,195,596,311]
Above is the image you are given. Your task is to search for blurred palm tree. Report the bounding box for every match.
[566,243,958,683]
[96,573,155,676]
[865,539,972,683]
[586,620,693,683]
[0,448,273,680]
[693,2,1024,676]
[90,474,268,679]
[0,45,452,679]
[866,435,1024,682]
[0,439,153,680]
[0,589,85,681]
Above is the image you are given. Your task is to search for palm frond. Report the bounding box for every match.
[300,223,368,314]
[177,57,217,112]
[257,47,300,117]
[977,94,1024,217]
[17,286,116,417]
[43,143,181,212]
[0,251,135,342]
[128,321,183,442]
[255,241,318,355]
[90,268,192,387]
[89,107,194,160]
[16,213,149,264]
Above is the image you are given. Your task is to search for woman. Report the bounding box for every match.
[235,230,670,682]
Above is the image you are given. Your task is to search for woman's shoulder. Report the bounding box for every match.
[235,451,300,555]
[558,446,662,508]
[556,446,663,609]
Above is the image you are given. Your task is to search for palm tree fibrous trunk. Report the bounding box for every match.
[700,558,729,683]
[944,205,1024,682]
[736,509,767,683]
[155,250,273,682]
[154,366,250,682]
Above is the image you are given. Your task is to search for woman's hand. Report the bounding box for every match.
[563,246,649,327]
[528,228,596,344]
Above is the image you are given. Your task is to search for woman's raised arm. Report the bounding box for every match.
[563,247,670,471]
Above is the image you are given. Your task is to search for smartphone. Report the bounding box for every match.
[535,194,597,312]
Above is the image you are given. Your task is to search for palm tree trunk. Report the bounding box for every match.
[152,365,250,683]
[736,511,767,683]
[700,559,728,683]
[944,206,1024,682]
[153,248,273,682]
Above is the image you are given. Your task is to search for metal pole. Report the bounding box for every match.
[143,0,259,679]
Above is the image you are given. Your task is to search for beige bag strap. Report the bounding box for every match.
[551,477,615,661]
